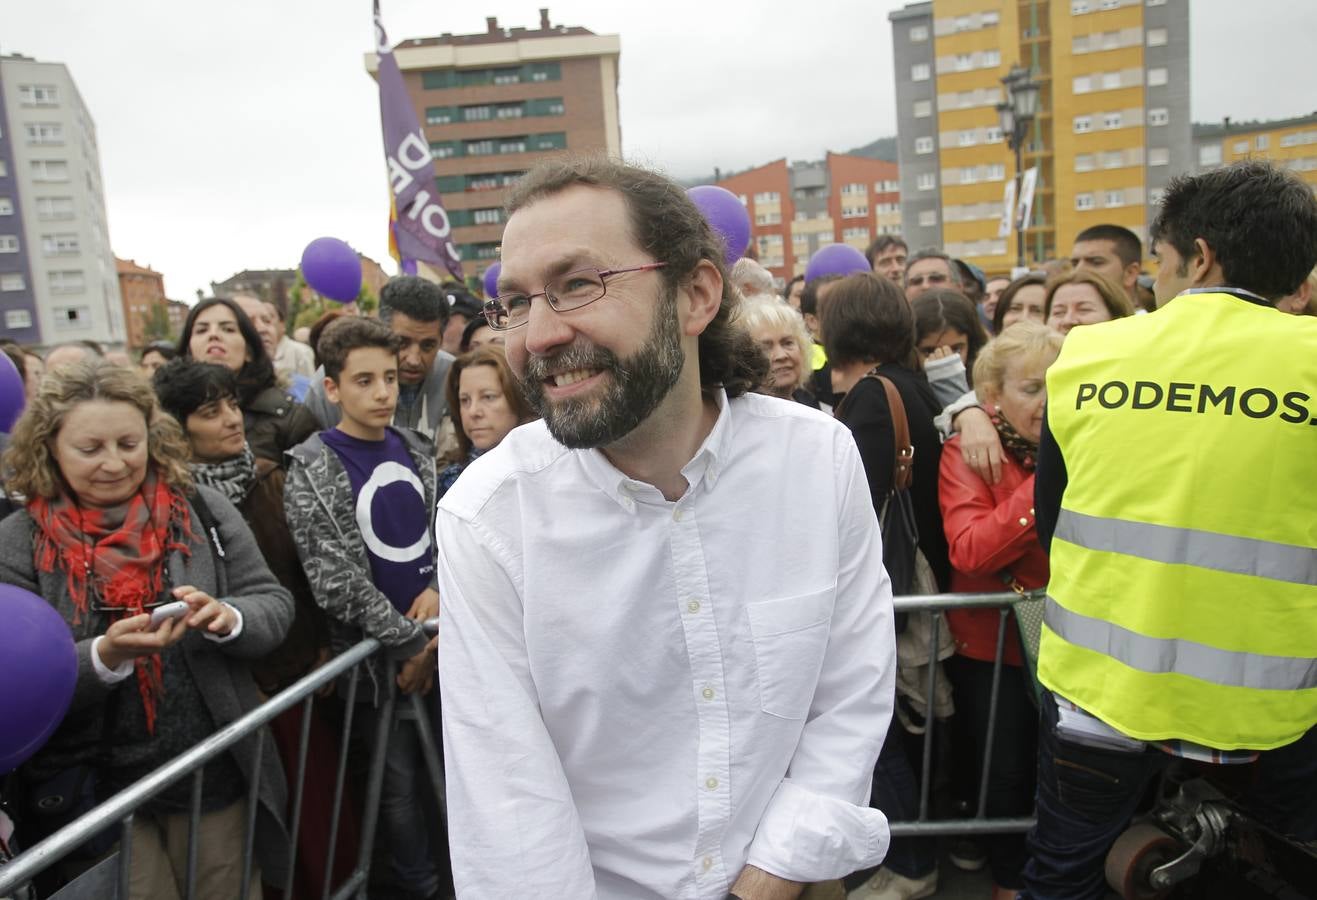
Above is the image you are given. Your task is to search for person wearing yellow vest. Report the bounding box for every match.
[1020,160,1317,900]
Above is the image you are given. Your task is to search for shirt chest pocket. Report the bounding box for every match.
[745,585,836,720]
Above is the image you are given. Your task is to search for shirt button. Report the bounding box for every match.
[673,508,684,522]
[702,687,715,700]
[701,856,713,871]
[687,600,701,613]
[705,776,718,790]
[1018,517,1029,526]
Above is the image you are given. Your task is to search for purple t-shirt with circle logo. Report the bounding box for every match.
[321,428,434,614]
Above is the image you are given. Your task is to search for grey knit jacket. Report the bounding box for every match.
[0,485,295,887]
[283,427,437,705]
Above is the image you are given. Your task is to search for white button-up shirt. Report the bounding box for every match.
[436,390,894,899]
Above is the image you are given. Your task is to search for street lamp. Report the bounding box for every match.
[997,64,1040,270]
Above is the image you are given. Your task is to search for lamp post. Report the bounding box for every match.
[997,65,1040,270]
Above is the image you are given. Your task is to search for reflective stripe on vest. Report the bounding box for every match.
[1055,509,1317,586]
[1044,596,1317,691]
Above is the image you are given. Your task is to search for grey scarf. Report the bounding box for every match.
[191,443,256,505]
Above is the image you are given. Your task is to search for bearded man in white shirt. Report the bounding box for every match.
[435,157,896,900]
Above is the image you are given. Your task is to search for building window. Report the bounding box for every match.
[960,167,979,185]
[1074,115,1093,134]
[36,197,75,219]
[0,198,12,215]
[42,233,80,255]
[913,99,932,118]
[1076,193,1096,211]
[912,64,931,82]
[983,49,1001,67]
[50,270,86,294]
[1198,145,1222,167]
[4,310,31,329]
[0,236,18,253]
[19,84,59,105]
[985,125,1003,142]
[1147,27,1168,46]
[30,160,70,182]
[959,130,978,147]
[1075,154,1096,172]
[1256,134,1270,150]
[917,172,937,191]
[841,205,869,218]
[533,132,567,151]
[496,104,524,119]
[753,191,780,203]
[472,208,503,226]
[842,227,871,241]
[915,136,935,154]
[840,183,867,196]
[1148,107,1169,126]
[1071,0,1090,13]
[431,141,457,158]
[53,305,90,327]
[527,97,566,116]
[1105,190,1126,208]
[465,139,495,155]
[1102,71,1122,90]
[1233,140,1249,154]
[910,24,929,41]
[986,163,1005,181]
[426,107,454,125]
[918,209,938,227]
[492,68,521,85]
[1148,67,1169,86]
[883,179,900,191]
[1147,0,1167,5]
[463,105,492,122]
[1103,112,1123,130]
[528,62,561,82]
[24,123,63,144]
[954,53,974,72]
[1073,76,1092,94]
[499,139,527,154]
[0,274,25,292]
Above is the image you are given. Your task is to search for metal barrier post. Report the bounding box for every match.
[343,661,398,900]
[281,695,316,899]
[976,608,1010,819]
[239,731,263,900]
[117,814,134,900]
[321,666,361,900]
[916,611,941,821]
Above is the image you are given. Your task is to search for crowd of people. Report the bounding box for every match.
[0,155,1313,900]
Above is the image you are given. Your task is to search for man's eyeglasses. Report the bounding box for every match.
[483,262,667,332]
[906,272,951,287]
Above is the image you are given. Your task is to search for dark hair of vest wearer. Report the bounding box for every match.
[991,272,1048,334]
[504,154,768,398]
[799,274,842,317]
[1074,223,1143,268]
[318,316,403,382]
[904,248,961,286]
[1151,160,1317,300]
[819,273,916,369]
[864,234,908,267]
[152,357,240,425]
[379,275,451,327]
[178,297,276,408]
[912,289,989,385]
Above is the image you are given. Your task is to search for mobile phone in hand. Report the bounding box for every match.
[149,600,190,628]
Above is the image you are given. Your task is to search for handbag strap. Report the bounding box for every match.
[864,372,915,492]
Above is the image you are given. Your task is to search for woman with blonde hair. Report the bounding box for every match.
[739,298,818,407]
[0,360,293,898]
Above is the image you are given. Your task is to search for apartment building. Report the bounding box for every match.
[890,0,1190,274]
[715,153,900,284]
[116,257,166,350]
[367,9,620,280]
[0,53,123,347]
[1193,112,1317,191]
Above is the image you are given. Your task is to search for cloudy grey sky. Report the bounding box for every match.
[3,0,1312,301]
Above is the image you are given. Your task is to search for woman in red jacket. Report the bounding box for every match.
[938,320,1062,900]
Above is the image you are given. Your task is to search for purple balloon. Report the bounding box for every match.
[0,584,77,774]
[805,244,871,283]
[0,349,24,433]
[300,237,363,303]
[687,185,751,265]
[482,262,501,299]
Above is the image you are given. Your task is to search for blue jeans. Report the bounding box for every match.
[1021,691,1317,900]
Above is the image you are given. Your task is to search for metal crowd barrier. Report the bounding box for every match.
[1,593,1038,897]
[886,589,1043,839]
[0,626,446,900]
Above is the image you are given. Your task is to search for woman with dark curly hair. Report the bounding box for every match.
[178,297,317,462]
[0,360,293,898]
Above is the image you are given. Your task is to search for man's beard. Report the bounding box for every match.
[519,286,685,449]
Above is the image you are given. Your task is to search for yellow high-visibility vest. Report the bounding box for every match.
[1041,290,1317,750]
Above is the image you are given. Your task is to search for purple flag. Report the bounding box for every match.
[374,1,464,280]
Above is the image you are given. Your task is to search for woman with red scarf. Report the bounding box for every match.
[937,320,1062,900]
[0,360,293,899]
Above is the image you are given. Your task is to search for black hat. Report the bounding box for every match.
[445,288,484,321]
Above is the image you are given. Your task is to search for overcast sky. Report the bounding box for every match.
[4,0,1313,302]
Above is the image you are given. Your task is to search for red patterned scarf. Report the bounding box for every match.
[28,468,195,732]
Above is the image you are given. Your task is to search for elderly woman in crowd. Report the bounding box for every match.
[913,289,990,409]
[438,345,536,499]
[937,321,1063,900]
[178,298,317,463]
[740,298,819,408]
[1043,269,1135,336]
[0,360,292,899]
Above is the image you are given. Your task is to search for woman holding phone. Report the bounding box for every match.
[0,360,293,899]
